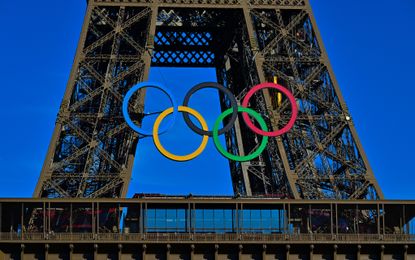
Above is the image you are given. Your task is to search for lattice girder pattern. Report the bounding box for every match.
[153,28,215,67]
[35,5,152,198]
[35,0,383,200]
[249,8,382,199]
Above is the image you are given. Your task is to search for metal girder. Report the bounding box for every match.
[35,0,383,202]
[247,3,383,199]
[35,4,155,198]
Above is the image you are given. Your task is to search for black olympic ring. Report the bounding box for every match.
[182,82,238,137]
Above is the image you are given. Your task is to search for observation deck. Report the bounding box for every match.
[0,196,414,259]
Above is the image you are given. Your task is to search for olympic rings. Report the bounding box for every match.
[242,82,298,137]
[213,107,268,162]
[182,82,238,137]
[122,82,178,136]
[153,106,209,161]
[122,81,298,162]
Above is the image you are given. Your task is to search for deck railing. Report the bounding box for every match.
[1,232,414,242]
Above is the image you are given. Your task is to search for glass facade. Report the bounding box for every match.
[1,199,414,237]
[194,209,234,233]
[146,208,186,232]
[142,208,286,233]
[240,209,284,233]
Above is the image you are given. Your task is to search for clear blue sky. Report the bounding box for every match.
[0,1,414,199]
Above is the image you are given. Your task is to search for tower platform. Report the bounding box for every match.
[0,196,414,259]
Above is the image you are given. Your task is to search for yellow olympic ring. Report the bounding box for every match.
[153,106,209,161]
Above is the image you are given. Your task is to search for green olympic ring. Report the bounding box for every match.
[212,106,269,162]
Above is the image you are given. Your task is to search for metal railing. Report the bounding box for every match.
[1,232,414,242]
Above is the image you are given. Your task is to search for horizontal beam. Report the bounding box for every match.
[1,232,415,244]
[88,1,307,9]
[0,197,413,205]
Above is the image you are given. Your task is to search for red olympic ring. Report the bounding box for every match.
[241,83,298,137]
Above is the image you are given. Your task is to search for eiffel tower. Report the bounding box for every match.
[33,0,383,201]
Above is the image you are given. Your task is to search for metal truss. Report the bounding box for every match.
[152,28,215,67]
[34,0,383,200]
[34,5,155,198]
[246,7,383,199]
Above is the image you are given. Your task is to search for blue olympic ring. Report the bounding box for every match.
[122,81,178,136]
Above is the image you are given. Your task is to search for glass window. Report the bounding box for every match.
[146,208,186,232]
[194,208,235,233]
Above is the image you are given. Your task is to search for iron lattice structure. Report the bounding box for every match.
[34,0,383,200]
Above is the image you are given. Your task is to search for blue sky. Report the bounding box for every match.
[0,1,414,199]
[130,68,232,195]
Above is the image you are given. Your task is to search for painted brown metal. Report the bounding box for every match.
[0,242,413,260]
[34,0,383,200]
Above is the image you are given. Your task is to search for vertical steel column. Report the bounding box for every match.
[69,244,73,260]
[70,203,73,235]
[382,203,385,236]
[118,202,121,233]
[34,1,155,199]
[0,243,4,260]
[187,202,191,235]
[192,203,196,235]
[94,244,98,260]
[20,244,24,260]
[97,202,100,235]
[335,203,338,237]
[43,202,46,238]
[404,245,408,260]
[285,245,290,260]
[241,0,299,199]
[166,244,171,260]
[121,2,159,199]
[20,203,24,238]
[310,244,314,259]
[304,0,383,198]
[45,244,49,260]
[47,202,50,235]
[288,203,291,235]
[139,202,143,236]
[283,203,287,234]
[400,204,407,234]
[334,245,338,260]
[191,245,195,260]
[356,204,359,234]
[377,203,381,237]
[330,203,334,238]
[92,202,95,235]
[235,203,239,235]
[33,2,94,198]
[234,115,253,196]
[118,244,122,260]
[115,4,158,199]
[142,244,147,260]
[144,202,147,234]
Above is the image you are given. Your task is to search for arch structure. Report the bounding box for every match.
[34,0,383,200]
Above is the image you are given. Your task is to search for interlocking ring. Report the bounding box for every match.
[182,82,238,137]
[241,82,298,137]
[123,81,298,162]
[153,106,209,161]
[122,82,177,136]
[213,107,268,162]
